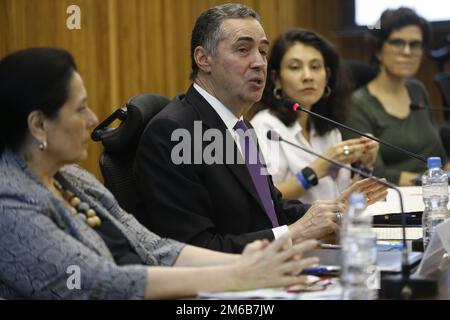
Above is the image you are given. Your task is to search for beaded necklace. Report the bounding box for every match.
[54,180,102,228]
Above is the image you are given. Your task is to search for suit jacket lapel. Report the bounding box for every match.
[184,86,268,214]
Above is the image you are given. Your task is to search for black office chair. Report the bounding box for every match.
[343,59,377,90]
[91,94,170,213]
[434,73,450,156]
[429,35,450,73]
[430,37,450,154]
[435,73,450,107]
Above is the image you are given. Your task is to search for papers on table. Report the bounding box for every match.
[366,186,450,240]
[377,251,422,272]
[364,186,450,216]
[372,227,422,240]
[198,288,299,300]
[198,287,343,300]
[415,218,450,276]
[437,218,450,255]
[198,279,342,300]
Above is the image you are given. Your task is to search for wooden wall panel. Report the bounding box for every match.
[1,0,448,179]
[0,0,113,179]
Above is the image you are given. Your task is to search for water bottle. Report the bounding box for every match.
[422,157,450,250]
[340,193,378,300]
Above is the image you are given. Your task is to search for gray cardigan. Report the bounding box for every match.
[0,149,185,299]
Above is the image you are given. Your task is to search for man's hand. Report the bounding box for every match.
[288,200,345,244]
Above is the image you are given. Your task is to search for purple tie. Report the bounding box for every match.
[234,120,279,228]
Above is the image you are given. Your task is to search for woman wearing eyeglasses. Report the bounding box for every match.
[343,7,449,186]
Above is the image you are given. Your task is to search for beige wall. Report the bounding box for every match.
[1,0,447,178]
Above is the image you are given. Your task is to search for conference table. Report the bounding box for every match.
[195,247,450,300]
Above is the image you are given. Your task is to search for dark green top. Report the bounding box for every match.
[342,78,447,184]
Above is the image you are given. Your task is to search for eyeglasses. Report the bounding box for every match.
[385,38,423,55]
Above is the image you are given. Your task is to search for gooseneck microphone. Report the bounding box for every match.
[410,102,450,112]
[283,98,427,163]
[267,130,437,299]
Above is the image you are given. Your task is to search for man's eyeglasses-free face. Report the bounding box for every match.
[385,38,424,55]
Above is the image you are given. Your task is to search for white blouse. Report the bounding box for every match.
[251,109,351,203]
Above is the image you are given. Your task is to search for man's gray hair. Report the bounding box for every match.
[190,3,261,80]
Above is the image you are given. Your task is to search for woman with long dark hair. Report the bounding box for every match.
[250,29,379,202]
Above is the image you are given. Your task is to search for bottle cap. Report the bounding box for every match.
[427,157,442,168]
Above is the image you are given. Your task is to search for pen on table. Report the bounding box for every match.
[320,243,341,249]
[376,242,404,249]
[320,242,404,249]
[302,266,340,273]
[320,243,404,251]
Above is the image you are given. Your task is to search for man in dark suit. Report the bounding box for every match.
[134,3,384,253]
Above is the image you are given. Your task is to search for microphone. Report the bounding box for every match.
[410,102,450,112]
[267,129,437,299]
[283,98,427,163]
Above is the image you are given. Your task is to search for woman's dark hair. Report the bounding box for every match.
[367,7,432,67]
[250,29,350,136]
[0,47,77,153]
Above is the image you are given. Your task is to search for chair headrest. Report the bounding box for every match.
[97,93,169,153]
[343,60,377,89]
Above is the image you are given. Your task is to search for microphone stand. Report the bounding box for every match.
[410,104,450,112]
[268,131,437,299]
[283,99,427,163]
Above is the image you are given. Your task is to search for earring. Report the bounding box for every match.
[39,140,47,151]
[323,85,332,98]
[273,87,284,100]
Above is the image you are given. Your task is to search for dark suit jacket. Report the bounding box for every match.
[133,85,310,253]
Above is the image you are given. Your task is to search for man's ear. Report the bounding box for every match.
[27,110,47,143]
[194,46,212,74]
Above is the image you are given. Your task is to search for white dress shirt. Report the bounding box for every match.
[193,83,243,152]
[251,109,351,203]
[193,84,289,239]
